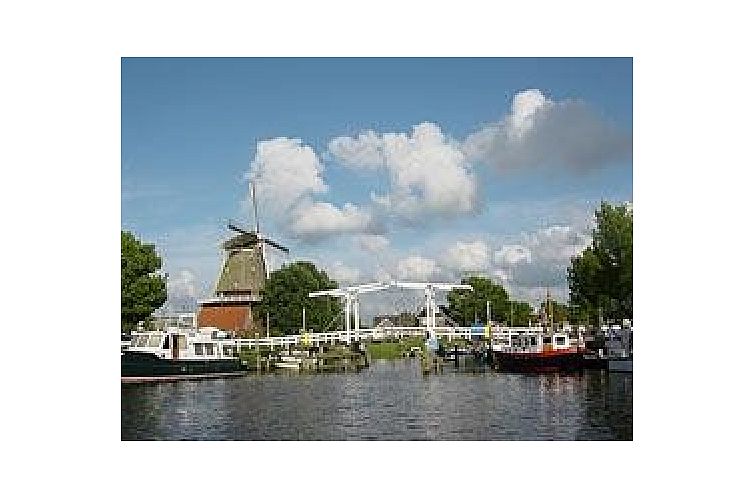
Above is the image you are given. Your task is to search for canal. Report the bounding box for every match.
[121,359,632,440]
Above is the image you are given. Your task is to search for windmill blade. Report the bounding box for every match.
[260,237,289,253]
[227,222,253,235]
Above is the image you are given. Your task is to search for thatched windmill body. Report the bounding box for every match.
[197,182,288,335]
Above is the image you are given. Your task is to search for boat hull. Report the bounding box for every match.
[608,358,633,372]
[121,351,246,381]
[492,350,585,373]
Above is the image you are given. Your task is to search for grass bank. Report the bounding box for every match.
[367,337,426,360]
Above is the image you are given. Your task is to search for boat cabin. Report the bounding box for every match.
[603,324,632,359]
[491,327,584,354]
[125,327,239,361]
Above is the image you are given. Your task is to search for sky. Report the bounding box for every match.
[122,57,632,317]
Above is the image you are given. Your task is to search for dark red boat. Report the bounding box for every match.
[491,329,587,373]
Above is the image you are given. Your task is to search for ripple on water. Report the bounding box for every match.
[122,360,632,440]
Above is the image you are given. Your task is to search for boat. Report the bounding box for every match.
[273,354,303,369]
[121,326,247,382]
[605,324,633,373]
[121,333,132,354]
[491,326,586,373]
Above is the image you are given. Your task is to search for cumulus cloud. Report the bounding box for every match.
[397,255,441,281]
[250,137,378,242]
[328,122,480,223]
[491,224,592,303]
[251,137,328,215]
[165,268,201,311]
[288,202,379,242]
[443,240,491,274]
[328,130,385,169]
[520,225,591,263]
[463,89,631,172]
[325,261,361,284]
[356,234,390,253]
[494,245,532,266]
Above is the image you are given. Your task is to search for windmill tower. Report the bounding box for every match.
[196,181,288,336]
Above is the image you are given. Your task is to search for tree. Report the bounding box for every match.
[447,276,533,326]
[568,201,633,323]
[121,230,167,333]
[260,261,341,335]
[538,298,570,325]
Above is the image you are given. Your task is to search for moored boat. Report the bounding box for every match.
[605,324,633,373]
[121,327,246,382]
[491,326,586,373]
[273,354,303,369]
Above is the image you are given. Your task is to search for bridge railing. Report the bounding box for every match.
[228,325,552,348]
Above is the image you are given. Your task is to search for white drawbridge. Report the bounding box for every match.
[308,281,472,348]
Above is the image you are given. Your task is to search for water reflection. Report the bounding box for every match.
[122,360,632,440]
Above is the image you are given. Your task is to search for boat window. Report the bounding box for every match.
[530,336,537,346]
[555,336,566,345]
[131,337,138,347]
[162,336,170,349]
[177,335,187,350]
[543,336,552,344]
[205,343,215,355]
[223,345,234,357]
[136,335,149,347]
[148,335,162,348]
[194,344,204,355]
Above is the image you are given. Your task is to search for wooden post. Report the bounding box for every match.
[256,332,261,371]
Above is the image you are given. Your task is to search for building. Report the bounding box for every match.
[196,223,288,337]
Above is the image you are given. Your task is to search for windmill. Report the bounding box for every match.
[197,180,289,335]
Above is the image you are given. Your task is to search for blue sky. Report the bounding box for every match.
[122,58,632,313]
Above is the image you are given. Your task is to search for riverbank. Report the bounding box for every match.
[366,337,426,359]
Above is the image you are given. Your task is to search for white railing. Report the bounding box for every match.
[228,325,559,348]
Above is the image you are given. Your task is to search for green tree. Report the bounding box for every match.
[538,298,570,325]
[121,230,167,333]
[568,201,633,323]
[260,261,341,335]
[447,276,533,326]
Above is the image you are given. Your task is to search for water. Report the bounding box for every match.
[121,359,632,440]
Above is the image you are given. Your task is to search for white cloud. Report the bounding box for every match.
[325,261,361,285]
[397,255,440,281]
[490,224,592,304]
[443,240,490,273]
[463,88,631,172]
[251,137,328,216]
[250,137,378,242]
[288,202,378,242]
[151,224,226,304]
[494,245,532,266]
[328,130,384,169]
[356,234,390,253]
[164,268,201,312]
[329,122,479,223]
[521,225,591,263]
